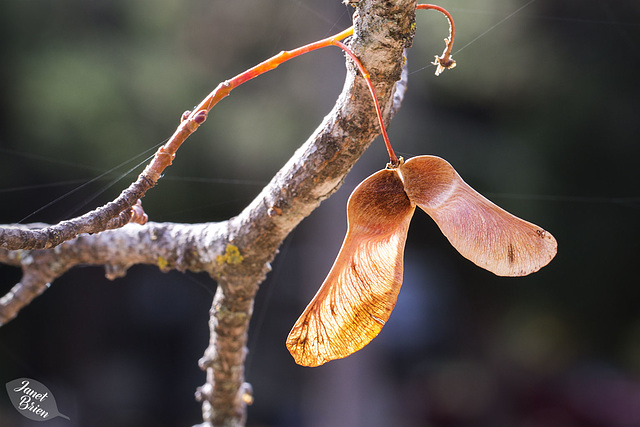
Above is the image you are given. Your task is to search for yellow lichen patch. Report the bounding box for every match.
[217,244,244,265]
[157,256,169,270]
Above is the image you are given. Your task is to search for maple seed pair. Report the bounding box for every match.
[281,4,556,367]
[286,156,557,367]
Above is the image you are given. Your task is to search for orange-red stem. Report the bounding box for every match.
[192,26,398,165]
[195,26,354,115]
[162,24,399,168]
[152,3,457,180]
[150,26,355,180]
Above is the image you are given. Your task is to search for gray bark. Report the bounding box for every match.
[0,0,418,425]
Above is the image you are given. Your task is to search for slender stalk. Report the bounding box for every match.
[152,27,355,176]
[332,40,398,166]
[193,27,354,115]
[161,24,401,172]
[190,27,400,165]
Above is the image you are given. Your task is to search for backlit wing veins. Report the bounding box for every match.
[287,170,414,367]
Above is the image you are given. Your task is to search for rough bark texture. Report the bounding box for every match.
[195,2,416,422]
[0,1,417,425]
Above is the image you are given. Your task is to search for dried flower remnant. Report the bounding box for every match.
[417,4,457,76]
[432,36,456,76]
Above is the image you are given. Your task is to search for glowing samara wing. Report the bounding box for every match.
[286,169,415,366]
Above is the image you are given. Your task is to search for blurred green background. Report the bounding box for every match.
[1,0,639,426]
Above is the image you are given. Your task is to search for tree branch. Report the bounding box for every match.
[0,0,417,425]
[195,3,415,420]
[0,221,228,325]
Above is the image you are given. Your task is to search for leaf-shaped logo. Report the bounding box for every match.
[5,378,70,422]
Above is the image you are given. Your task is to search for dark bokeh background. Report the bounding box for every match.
[1,1,639,426]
